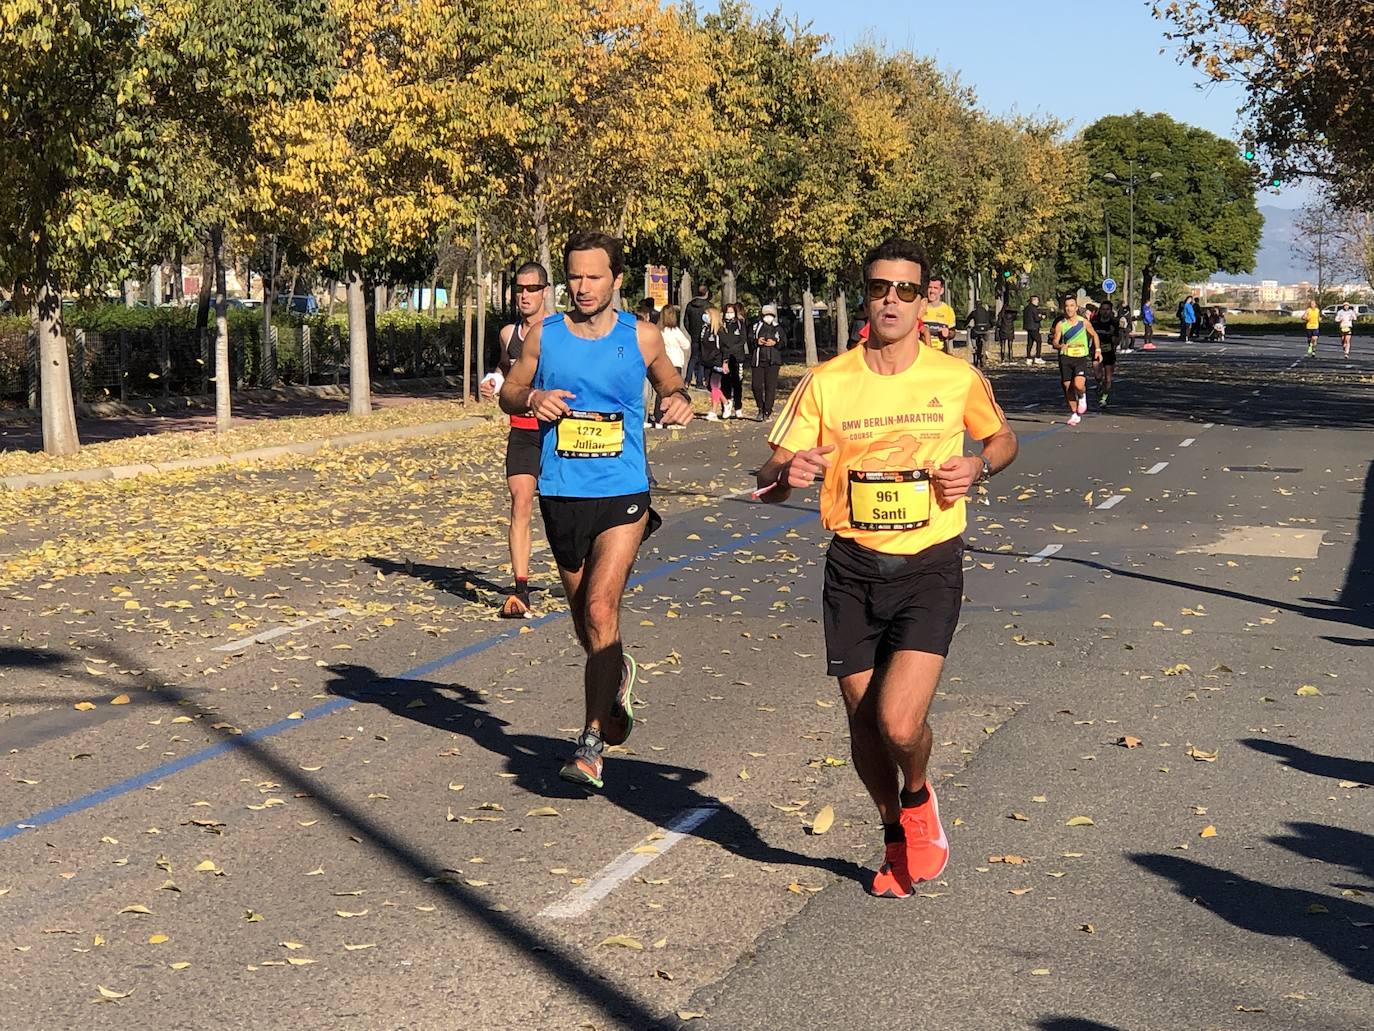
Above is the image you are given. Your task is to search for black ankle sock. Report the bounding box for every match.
[578,728,604,754]
[882,821,905,845]
[901,784,930,809]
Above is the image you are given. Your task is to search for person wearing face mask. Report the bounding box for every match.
[751,304,784,421]
[719,303,748,419]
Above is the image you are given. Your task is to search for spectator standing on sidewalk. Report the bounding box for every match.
[683,284,711,388]
[1140,299,1155,350]
[699,306,727,420]
[750,304,783,420]
[1022,295,1045,365]
[1179,296,1196,341]
[995,301,1017,363]
[719,302,748,419]
[657,304,692,427]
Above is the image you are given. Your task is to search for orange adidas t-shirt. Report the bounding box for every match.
[768,344,1006,556]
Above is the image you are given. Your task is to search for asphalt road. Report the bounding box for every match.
[1,333,1371,1031]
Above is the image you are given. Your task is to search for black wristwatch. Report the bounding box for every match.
[664,386,691,403]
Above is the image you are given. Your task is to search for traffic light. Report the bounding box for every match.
[1002,270,1012,280]
[1271,175,1282,187]
[1243,146,1255,162]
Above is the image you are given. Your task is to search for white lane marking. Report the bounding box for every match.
[1180,438,1196,447]
[1026,544,1062,564]
[1022,402,1041,410]
[214,608,351,652]
[1095,494,1127,510]
[1145,462,1169,475]
[540,806,719,919]
[1202,423,1215,430]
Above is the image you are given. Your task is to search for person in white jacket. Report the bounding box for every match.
[653,304,692,427]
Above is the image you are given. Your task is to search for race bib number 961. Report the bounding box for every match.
[556,410,624,459]
[848,469,931,531]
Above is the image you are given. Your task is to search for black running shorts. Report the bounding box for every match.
[539,492,660,572]
[505,427,542,480]
[1059,354,1092,381]
[823,535,965,678]
[1099,346,1117,367]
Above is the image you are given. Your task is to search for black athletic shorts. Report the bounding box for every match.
[1059,354,1092,381]
[505,427,542,480]
[823,534,964,678]
[1099,346,1117,367]
[539,491,661,572]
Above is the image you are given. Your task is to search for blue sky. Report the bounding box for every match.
[769,0,1308,209]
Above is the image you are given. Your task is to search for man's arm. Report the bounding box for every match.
[756,443,835,504]
[497,324,515,374]
[498,322,573,421]
[1085,322,1103,359]
[1050,322,1063,349]
[931,424,1018,505]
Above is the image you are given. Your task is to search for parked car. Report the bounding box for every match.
[276,294,319,315]
[227,298,263,310]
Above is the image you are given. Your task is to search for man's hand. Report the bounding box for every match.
[784,444,836,489]
[658,392,694,427]
[528,388,576,422]
[931,455,983,505]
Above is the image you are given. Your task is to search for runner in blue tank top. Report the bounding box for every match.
[499,231,694,790]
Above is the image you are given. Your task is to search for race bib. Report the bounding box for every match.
[555,410,624,459]
[848,469,931,531]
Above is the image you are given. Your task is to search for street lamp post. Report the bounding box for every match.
[1103,162,1163,316]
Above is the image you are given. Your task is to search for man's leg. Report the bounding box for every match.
[838,668,900,823]
[577,518,644,736]
[1061,375,1076,415]
[502,474,536,614]
[1074,372,1088,414]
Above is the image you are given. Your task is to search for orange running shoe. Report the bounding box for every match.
[558,744,604,789]
[900,782,950,883]
[868,840,914,899]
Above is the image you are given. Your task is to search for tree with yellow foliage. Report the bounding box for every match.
[254,0,480,415]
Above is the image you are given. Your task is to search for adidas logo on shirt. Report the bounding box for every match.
[927,397,943,408]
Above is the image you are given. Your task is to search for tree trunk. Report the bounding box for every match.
[835,287,849,352]
[261,237,278,387]
[195,236,213,330]
[475,223,487,383]
[326,278,336,320]
[802,287,818,366]
[722,267,737,305]
[449,267,459,312]
[210,225,232,432]
[148,264,163,306]
[346,271,371,417]
[462,279,474,401]
[428,277,438,318]
[365,280,379,359]
[171,243,184,304]
[34,276,80,456]
[1139,265,1156,306]
[678,271,692,314]
[533,161,555,314]
[123,279,138,307]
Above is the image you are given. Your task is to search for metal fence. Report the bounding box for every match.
[0,319,497,409]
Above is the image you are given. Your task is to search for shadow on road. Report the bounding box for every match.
[1130,852,1374,986]
[326,662,867,886]
[1242,739,1374,788]
[1037,1020,1124,1031]
[1271,822,1374,891]
[363,556,545,607]
[0,646,65,670]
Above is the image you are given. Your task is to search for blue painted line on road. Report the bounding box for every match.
[0,511,816,843]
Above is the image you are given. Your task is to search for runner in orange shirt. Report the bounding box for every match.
[756,237,1018,898]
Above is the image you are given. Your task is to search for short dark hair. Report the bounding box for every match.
[637,296,656,311]
[514,261,548,285]
[563,231,624,278]
[695,283,709,297]
[929,275,945,287]
[862,238,930,289]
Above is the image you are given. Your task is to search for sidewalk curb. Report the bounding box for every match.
[0,416,490,493]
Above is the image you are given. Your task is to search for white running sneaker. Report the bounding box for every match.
[1067,413,1081,427]
[705,412,719,421]
[1025,358,1033,366]
[724,401,735,419]
[1034,357,1046,365]
[1076,396,1087,415]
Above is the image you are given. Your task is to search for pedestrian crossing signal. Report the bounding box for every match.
[1243,147,1255,161]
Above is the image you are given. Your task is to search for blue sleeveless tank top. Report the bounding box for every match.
[535,311,649,498]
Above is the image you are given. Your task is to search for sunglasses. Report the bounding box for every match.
[514,283,547,294]
[865,279,923,303]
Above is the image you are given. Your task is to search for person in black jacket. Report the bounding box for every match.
[719,302,748,418]
[683,284,711,388]
[965,301,993,363]
[750,304,783,420]
[1022,295,1045,364]
[995,302,1017,363]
